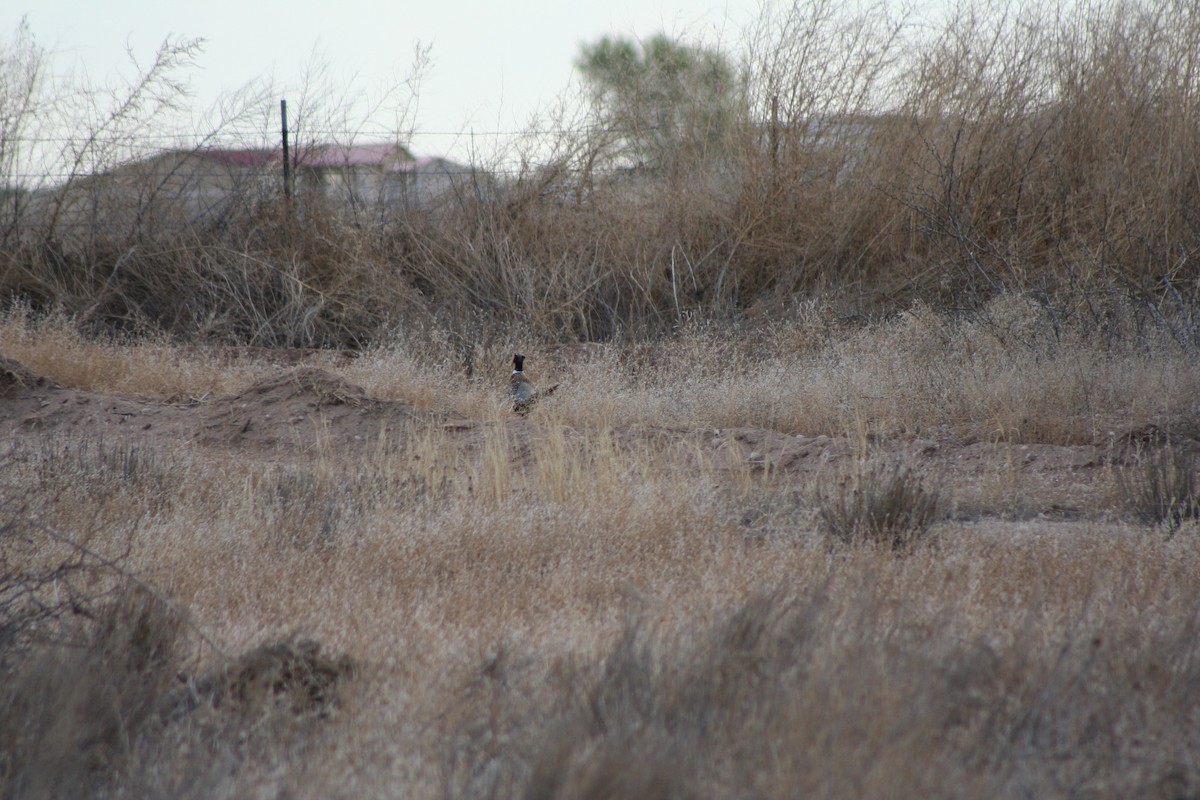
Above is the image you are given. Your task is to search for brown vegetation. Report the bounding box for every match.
[3,1,1200,796]
[3,1,1199,345]
[1,299,1199,798]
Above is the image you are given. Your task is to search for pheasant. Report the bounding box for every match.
[509,353,558,415]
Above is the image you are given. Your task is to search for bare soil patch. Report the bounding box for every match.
[0,353,1171,521]
[0,359,429,457]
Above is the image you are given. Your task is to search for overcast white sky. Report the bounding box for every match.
[22,0,763,163]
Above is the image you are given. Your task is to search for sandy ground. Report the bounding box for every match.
[3,351,1169,522]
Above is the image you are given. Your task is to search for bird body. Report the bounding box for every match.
[509,353,557,414]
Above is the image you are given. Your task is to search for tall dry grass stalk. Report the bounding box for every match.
[816,459,942,548]
[1117,442,1200,531]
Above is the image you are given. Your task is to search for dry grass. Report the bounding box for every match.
[4,1,1200,342]
[1117,442,1200,531]
[3,292,1198,445]
[816,460,942,549]
[3,2,1200,793]
[5,471,1200,798]
[0,306,263,399]
[2,302,1200,798]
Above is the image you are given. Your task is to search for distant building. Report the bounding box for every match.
[21,142,478,242]
[286,144,476,211]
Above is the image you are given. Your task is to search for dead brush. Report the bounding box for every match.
[0,584,185,797]
[816,460,941,549]
[1116,443,1200,533]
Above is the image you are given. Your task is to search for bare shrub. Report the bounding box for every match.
[816,460,941,548]
[173,636,356,721]
[6,3,1200,344]
[0,503,357,797]
[1117,443,1200,532]
[0,505,117,657]
[0,585,183,798]
[0,580,356,799]
[443,576,1200,800]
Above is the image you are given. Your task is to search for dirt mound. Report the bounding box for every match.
[717,428,857,472]
[0,359,434,456]
[232,366,373,409]
[197,367,425,452]
[0,356,52,396]
[0,352,1130,521]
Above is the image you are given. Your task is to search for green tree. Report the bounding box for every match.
[576,34,742,172]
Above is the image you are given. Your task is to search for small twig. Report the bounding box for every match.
[670,245,680,319]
